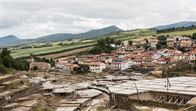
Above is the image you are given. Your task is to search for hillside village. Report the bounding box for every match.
[30,35,196,75]
[0,29,196,110]
[0,34,195,111]
[1,0,196,110]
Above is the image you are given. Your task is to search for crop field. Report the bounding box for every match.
[11,43,94,58]
[38,46,93,59]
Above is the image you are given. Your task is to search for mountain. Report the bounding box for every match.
[74,25,123,39]
[35,33,73,43]
[35,25,123,43]
[154,21,196,30]
[0,25,123,47]
[0,35,22,47]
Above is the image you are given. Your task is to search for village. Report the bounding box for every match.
[0,35,195,111]
[30,35,196,75]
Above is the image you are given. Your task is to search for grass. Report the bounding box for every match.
[38,46,93,59]
[11,43,93,58]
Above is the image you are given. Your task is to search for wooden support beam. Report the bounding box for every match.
[179,99,184,105]
[168,97,173,103]
[157,96,162,101]
[162,97,167,102]
[174,98,179,104]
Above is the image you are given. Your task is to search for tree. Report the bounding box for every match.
[128,40,133,46]
[50,58,55,67]
[1,48,10,58]
[13,59,29,71]
[192,33,196,39]
[32,66,38,71]
[157,35,167,49]
[2,56,13,68]
[73,65,90,74]
[0,64,8,74]
[90,37,117,54]
[116,40,122,46]
[1,48,13,68]
[143,38,151,51]
[0,48,29,72]
[0,53,2,63]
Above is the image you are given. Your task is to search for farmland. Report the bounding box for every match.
[11,43,94,58]
[38,46,93,59]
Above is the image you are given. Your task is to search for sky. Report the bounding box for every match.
[0,0,196,39]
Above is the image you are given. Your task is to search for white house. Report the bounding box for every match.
[188,49,196,61]
[133,58,143,65]
[107,60,133,70]
[149,39,158,48]
[56,61,78,71]
[85,62,106,73]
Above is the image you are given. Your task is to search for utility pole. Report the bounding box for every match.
[133,79,139,100]
[166,66,171,92]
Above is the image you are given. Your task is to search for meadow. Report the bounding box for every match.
[11,43,94,58]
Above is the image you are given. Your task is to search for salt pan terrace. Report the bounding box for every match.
[109,77,196,96]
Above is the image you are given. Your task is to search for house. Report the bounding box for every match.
[30,62,51,71]
[149,39,158,48]
[65,63,78,71]
[179,37,192,47]
[192,39,196,47]
[121,40,129,46]
[187,49,196,61]
[114,52,126,59]
[78,58,99,64]
[175,36,192,48]
[84,62,106,73]
[132,58,143,65]
[107,59,133,70]
[133,47,145,53]
[56,61,78,71]
[171,53,186,62]
[167,37,174,48]
[99,53,113,63]
[55,61,67,69]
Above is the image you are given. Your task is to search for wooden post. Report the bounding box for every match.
[133,79,139,100]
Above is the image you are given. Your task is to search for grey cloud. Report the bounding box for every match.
[0,0,196,38]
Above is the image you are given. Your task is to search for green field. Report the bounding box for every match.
[11,43,93,58]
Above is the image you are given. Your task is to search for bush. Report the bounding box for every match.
[0,63,8,74]
[32,66,38,71]
[73,65,90,74]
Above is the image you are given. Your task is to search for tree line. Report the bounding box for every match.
[156,25,196,33]
[0,48,29,73]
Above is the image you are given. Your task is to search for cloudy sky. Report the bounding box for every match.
[0,0,196,39]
